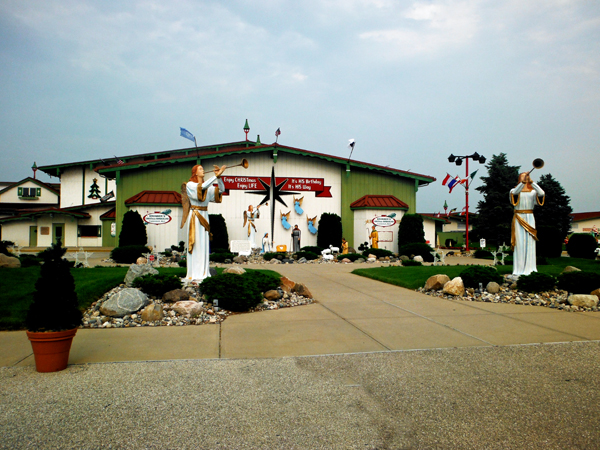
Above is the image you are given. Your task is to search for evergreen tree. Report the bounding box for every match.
[316,213,342,249]
[209,214,229,253]
[534,173,572,257]
[470,153,520,248]
[397,214,426,248]
[118,210,148,247]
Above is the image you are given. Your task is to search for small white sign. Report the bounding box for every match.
[143,213,172,225]
[230,240,252,255]
[372,216,396,227]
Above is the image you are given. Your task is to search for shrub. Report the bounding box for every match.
[536,256,548,266]
[209,214,229,253]
[294,251,319,261]
[132,274,182,298]
[566,233,598,259]
[210,252,235,263]
[0,241,14,256]
[243,271,281,292]
[178,258,186,268]
[19,254,41,267]
[200,273,262,312]
[337,253,364,262]
[25,242,82,332]
[536,226,564,258]
[557,271,600,294]
[119,210,147,247]
[361,247,394,258]
[301,246,324,254]
[459,265,503,289]
[111,245,151,264]
[316,213,342,249]
[402,260,422,266]
[398,214,425,248]
[474,249,493,259]
[171,241,186,252]
[263,252,279,261]
[398,243,435,262]
[517,272,556,293]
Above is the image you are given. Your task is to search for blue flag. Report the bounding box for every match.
[180,127,196,143]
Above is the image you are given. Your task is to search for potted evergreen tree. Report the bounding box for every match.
[26,242,82,372]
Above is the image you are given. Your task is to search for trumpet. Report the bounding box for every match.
[205,158,249,173]
[526,158,544,175]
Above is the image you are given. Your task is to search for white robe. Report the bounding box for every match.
[510,182,545,276]
[246,210,260,248]
[184,175,225,282]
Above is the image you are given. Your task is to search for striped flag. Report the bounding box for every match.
[114,155,124,165]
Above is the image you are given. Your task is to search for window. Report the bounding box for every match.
[18,187,40,198]
[78,225,101,238]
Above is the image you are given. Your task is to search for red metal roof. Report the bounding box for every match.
[100,208,116,219]
[125,191,182,205]
[571,212,600,222]
[350,195,409,209]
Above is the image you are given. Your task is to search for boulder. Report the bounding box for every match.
[136,257,148,265]
[297,257,307,263]
[233,255,247,264]
[562,266,581,274]
[264,290,281,300]
[567,295,599,308]
[355,258,366,263]
[348,247,356,254]
[270,259,282,264]
[424,274,451,291]
[100,288,149,317]
[399,255,410,262]
[442,277,465,296]
[172,300,203,317]
[340,258,352,263]
[413,255,424,263]
[368,254,376,259]
[280,276,296,291]
[224,266,246,275]
[486,282,501,294]
[162,289,190,303]
[0,253,20,268]
[292,282,313,299]
[124,264,159,287]
[141,303,164,322]
[592,288,600,300]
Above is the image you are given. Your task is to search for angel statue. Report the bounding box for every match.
[281,211,291,230]
[243,204,263,248]
[293,195,304,215]
[180,163,226,283]
[307,215,318,235]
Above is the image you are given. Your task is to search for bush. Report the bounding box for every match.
[294,251,319,261]
[536,226,564,258]
[171,241,186,252]
[402,260,422,266]
[26,242,82,332]
[536,256,548,266]
[209,214,229,253]
[474,249,493,259]
[19,254,41,267]
[301,246,324,254]
[0,241,14,256]
[517,272,556,293]
[566,233,598,259]
[361,247,394,258]
[398,214,426,248]
[200,273,262,312]
[263,252,279,261]
[178,258,186,268]
[398,243,435,262]
[119,210,147,247]
[337,253,364,262]
[459,265,503,289]
[210,252,235,263]
[111,245,151,264]
[242,271,281,293]
[316,213,342,249]
[132,274,182,298]
[557,271,600,294]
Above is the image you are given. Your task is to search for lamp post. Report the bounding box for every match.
[447,152,486,251]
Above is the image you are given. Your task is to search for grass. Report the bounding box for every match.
[352,258,600,290]
[0,265,282,331]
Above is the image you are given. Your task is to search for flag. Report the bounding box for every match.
[180,127,196,144]
[348,139,355,149]
[436,211,441,218]
[459,178,468,185]
[275,128,281,137]
[442,174,451,185]
[447,176,460,192]
[469,169,479,180]
[114,155,124,165]
[447,208,457,216]
[461,206,467,216]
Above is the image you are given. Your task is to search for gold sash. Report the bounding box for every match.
[511,209,538,250]
[189,206,210,253]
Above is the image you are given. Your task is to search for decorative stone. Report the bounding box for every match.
[100,288,149,317]
[443,277,465,296]
[136,257,148,265]
[280,276,296,291]
[348,247,356,254]
[341,258,352,263]
[355,258,366,263]
[293,283,313,299]
[0,253,20,268]
[141,303,164,321]
[592,288,600,300]
[224,266,246,275]
[269,259,281,264]
[172,300,203,317]
[162,289,190,303]
[124,264,159,287]
[562,266,581,274]
[264,290,281,300]
[368,254,376,259]
[567,295,599,308]
[399,255,409,262]
[297,257,307,263]
[424,274,451,291]
[233,255,247,264]
[413,255,424,262]
[486,282,501,293]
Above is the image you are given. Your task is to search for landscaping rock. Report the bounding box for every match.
[124,264,159,287]
[162,289,190,303]
[562,266,581,274]
[567,295,599,309]
[270,259,281,264]
[293,282,313,299]
[280,276,296,292]
[100,288,149,317]
[141,303,164,321]
[399,255,410,262]
[223,266,246,275]
[443,277,465,296]
[0,253,20,268]
[340,258,352,263]
[592,288,600,300]
[136,257,147,265]
[413,255,424,263]
[172,300,203,317]
[486,282,501,293]
[355,258,366,263]
[424,274,451,291]
[264,290,281,300]
[233,255,247,264]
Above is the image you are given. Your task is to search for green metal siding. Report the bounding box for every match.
[341,168,416,247]
[102,221,116,247]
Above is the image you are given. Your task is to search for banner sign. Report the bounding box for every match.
[372,216,397,227]
[221,176,332,198]
[143,212,172,225]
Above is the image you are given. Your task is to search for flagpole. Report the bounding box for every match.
[465,157,470,252]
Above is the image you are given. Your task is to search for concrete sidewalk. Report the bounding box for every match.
[3,261,599,368]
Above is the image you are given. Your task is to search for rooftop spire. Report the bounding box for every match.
[243,119,250,141]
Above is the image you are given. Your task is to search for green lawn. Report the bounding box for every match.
[352,258,600,290]
[0,266,280,331]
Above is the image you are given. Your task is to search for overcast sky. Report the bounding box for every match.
[1,0,598,214]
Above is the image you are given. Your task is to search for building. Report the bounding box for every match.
[570,212,600,235]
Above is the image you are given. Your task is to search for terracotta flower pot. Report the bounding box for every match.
[26,328,78,373]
